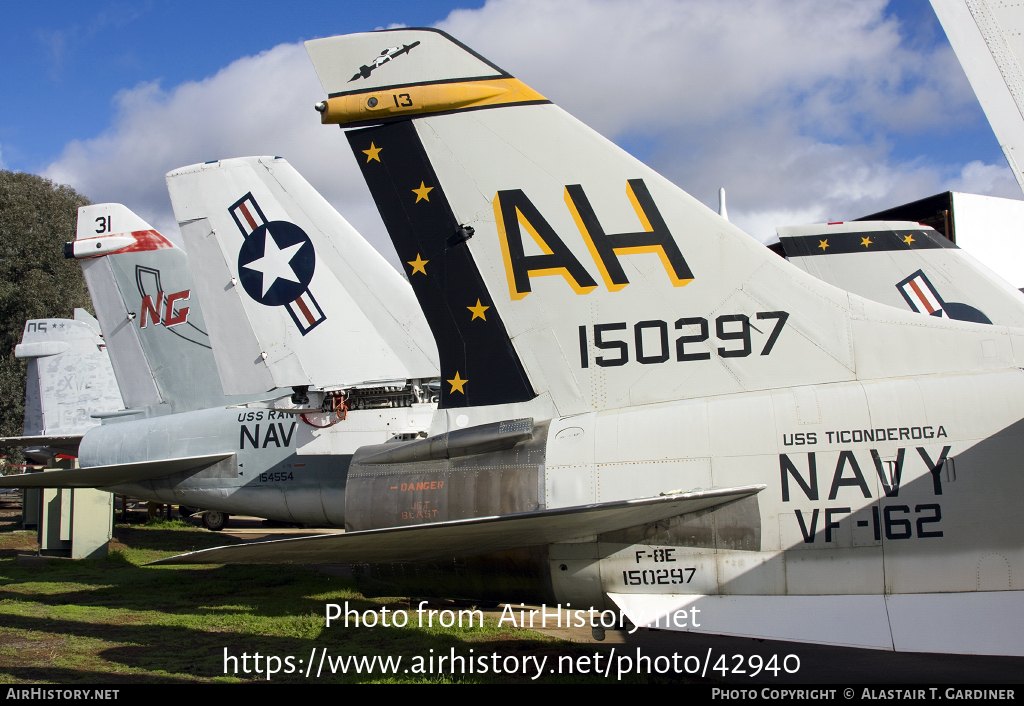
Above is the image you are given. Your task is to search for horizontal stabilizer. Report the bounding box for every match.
[0,434,83,451]
[152,484,764,565]
[3,453,233,488]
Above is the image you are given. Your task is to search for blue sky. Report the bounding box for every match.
[0,1,484,169]
[0,0,1017,252]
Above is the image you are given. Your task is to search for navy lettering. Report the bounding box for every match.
[780,453,818,502]
[263,424,281,448]
[870,448,905,497]
[828,450,872,499]
[241,424,259,450]
[917,446,951,496]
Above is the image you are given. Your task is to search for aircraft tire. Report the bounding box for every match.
[202,511,229,531]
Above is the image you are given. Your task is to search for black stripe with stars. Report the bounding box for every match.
[780,229,956,258]
[347,121,535,409]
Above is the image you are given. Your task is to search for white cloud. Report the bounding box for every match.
[41,0,1018,258]
[439,0,978,136]
[42,43,394,263]
[437,0,1012,240]
[947,160,1021,198]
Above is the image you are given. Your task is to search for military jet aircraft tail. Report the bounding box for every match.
[0,311,123,464]
[164,157,439,398]
[306,28,1016,422]
[778,220,1024,328]
[67,205,232,413]
[158,30,1024,656]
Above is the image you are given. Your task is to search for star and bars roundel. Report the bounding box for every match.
[229,192,326,335]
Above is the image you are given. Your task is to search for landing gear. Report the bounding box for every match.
[202,510,229,531]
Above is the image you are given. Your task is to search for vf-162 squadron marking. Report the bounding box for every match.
[781,445,952,545]
[788,503,943,544]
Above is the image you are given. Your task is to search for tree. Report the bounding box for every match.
[0,171,92,462]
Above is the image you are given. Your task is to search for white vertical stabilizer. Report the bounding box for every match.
[166,157,439,395]
[16,317,122,436]
[72,204,234,412]
[307,28,1024,416]
[931,0,1024,194]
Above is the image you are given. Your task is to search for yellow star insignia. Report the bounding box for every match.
[407,253,428,276]
[362,142,382,163]
[447,371,468,394]
[861,236,873,248]
[412,181,434,203]
[904,234,915,245]
[468,299,490,321]
[818,239,829,251]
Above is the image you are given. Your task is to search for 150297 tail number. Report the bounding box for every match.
[579,312,788,368]
[622,567,696,586]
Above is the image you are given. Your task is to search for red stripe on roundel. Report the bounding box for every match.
[907,279,936,314]
[238,202,259,231]
[294,296,315,324]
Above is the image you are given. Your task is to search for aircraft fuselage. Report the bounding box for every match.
[78,404,434,526]
[346,367,1024,653]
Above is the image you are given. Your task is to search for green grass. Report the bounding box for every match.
[142,517,193,530]
[0,499,633,684]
